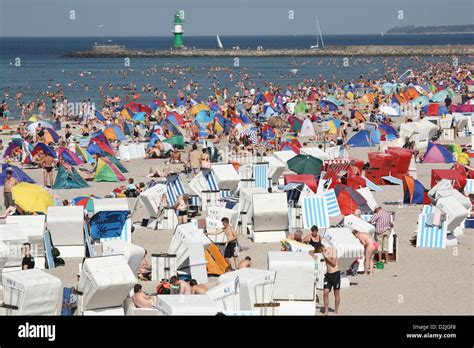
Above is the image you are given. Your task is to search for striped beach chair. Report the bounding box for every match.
[166,174,186,207]
[319,189,341,217]
[464,179,474,194]
[422,205,435,215]
[416,214,447,249]
[253,163,271,189]
[302,196,330,229]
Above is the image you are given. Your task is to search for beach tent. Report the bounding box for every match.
[288,115,303,132]
[31,142,57,158]
[0,164,35,185]
[27,121,54,134]
[351,110,366,123]
[359,93,375,105]
[190,103,210,117]
[166,112,185,126]
[53,164,89,190]
[3,139,25,158]
[423,142,455,164]
[95,110,106,121]
[378,123,398,141]
[103,125,126,141]
[319,100,338,111]
[132,112,146,122]
[347,129,381,147]
[299,118,315,137]
[382,82,394,95]
[402,175,429,205]
[94,158,126,182]
[105,155,128,173]
[411,95,430,108]
[195,110,213,125]
[280,141,300,153]
[42,128,60,144]
[58,147,84,166]
[164,135,185,149]
[75,144,95,164]
[431,88,454,102]
[334,184,372,215]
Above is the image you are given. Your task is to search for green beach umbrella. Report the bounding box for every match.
[287,154,323,175]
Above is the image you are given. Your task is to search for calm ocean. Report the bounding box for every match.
[1,35,472,117]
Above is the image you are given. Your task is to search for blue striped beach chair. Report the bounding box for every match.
[302,196,330,229]
[416,214,447,249]
[422,205,435,215]
[253,163,270,189]
[464,179,474,194]
[320,189,341,217]
[166,175,186,207]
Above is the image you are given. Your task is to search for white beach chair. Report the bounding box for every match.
[155,295,220,316]
[322,227,364,288]
[151,253,177,281]
[268,251,316,316]
[238,187,267,235]
[93,198,132,243]
[101,240,145,277]
[167,223,211,284]
[6,215,46,263]
[218,268,276,311]
[300,147,329,160]
[263,156,286,182]
[131,183,168,229]
[47,206,85,258]
[1,269,61,315]
[76,255,136,315]
[211,164,240,192]
[0,225,29,271]
[250,192,288,243]
[207,278,240,312]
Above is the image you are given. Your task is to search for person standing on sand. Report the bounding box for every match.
[206,217,239,270]
[322,246,340,315]
[3,168,19,209]
[370,206,392,264]
[352,230,377,275]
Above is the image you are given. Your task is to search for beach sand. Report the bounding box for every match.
[1,119,473,316]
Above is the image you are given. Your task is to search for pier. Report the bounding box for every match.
[63,45,474,58]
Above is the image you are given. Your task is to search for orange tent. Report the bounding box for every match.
[407,88,420,100]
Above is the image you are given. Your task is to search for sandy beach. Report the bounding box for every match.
[1,113,471,316]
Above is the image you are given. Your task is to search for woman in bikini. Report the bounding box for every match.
[352,230,378,275]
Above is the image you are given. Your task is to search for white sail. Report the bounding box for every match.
[311,17,324,49]
[216,33,224,49]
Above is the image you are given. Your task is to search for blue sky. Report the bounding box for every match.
[1,0,473,36]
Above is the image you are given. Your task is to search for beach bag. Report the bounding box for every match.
[156,281,172,295]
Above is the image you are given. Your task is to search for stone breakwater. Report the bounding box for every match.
[63,45,474,58]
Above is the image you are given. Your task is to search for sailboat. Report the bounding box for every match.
[310,17,325,49]
[216,33,224,49]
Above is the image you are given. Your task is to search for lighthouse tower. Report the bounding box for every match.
[172,12,184,49]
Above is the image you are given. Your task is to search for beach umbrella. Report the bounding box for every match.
[11,182,54,214]
[103,125,126,141]
[195,110,213,125]
[72,195,95,213]
[319,100,338,111]
[287,155,323,175]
